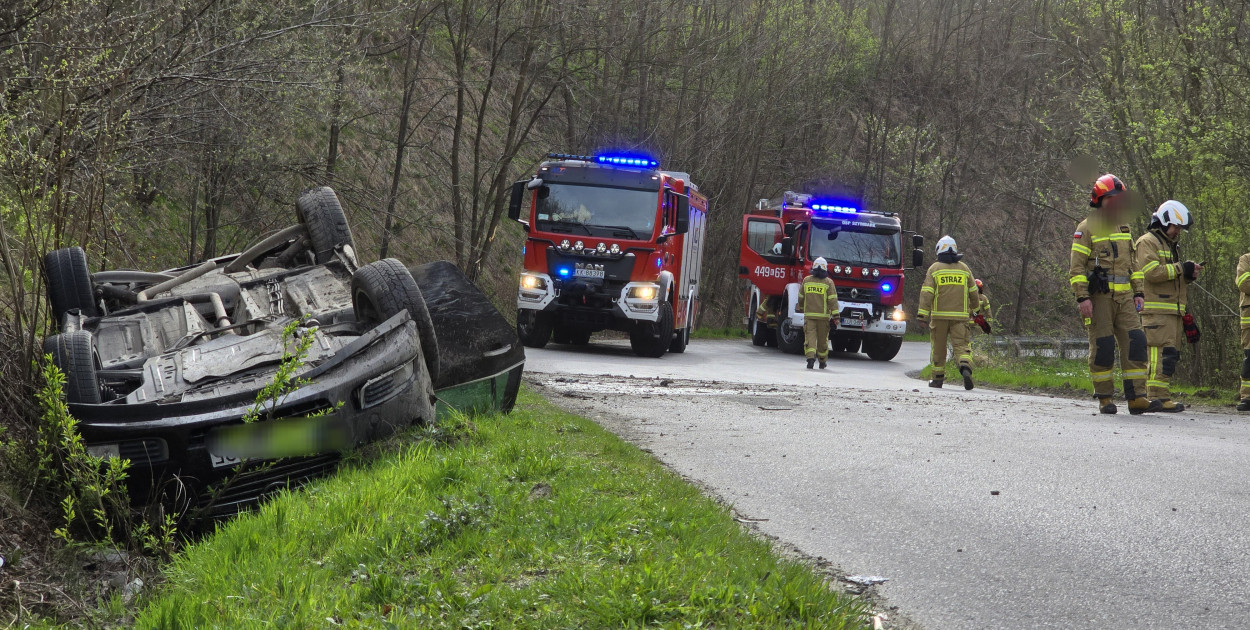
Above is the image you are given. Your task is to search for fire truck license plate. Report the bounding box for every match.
[574,268,604,279]
[841,317,866,328]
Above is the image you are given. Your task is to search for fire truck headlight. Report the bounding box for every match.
[833,265,842,274]
[574,240,585,251]
[596,242,607,254]
[521,274,546,290]
[872,269,880,278]
[861,267,869,277]
[560,239,571,250]
[892,307,906,321]
[610,243,621,254]
[628,285,659,301]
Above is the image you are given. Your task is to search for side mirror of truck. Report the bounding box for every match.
[508,181,527,223]
[783,222,797,237]
[780,237,794,258]
[912,248,924,269]
[673,194,690,234]
[912,233,924,249]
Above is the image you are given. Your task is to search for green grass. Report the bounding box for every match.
[918,354,1238,402]
[691,326,751,340]
[134,388,866,629]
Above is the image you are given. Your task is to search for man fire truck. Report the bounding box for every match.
[740,191,923,361]
[508,152,709,358]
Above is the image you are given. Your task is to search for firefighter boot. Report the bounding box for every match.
[819,359,828,369]
[1128,397,1162,415]
[806,358,815,370]
[929,376,944,389]
[1154,399,1185,413]
[960,365,974,391]
[1098,397,1118,415]
[1238,399,1250,412]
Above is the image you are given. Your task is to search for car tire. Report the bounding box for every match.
[776,317,805,355]
[630,301,674,358]
[297,186,355,264]
[43,331,102,404]
[516,309,553,348]
[43,246,98,322]
[749,296,768,347]
[864,335,903,361]
[351,258,439,383]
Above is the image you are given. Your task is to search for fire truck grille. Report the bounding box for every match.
[837,287,878,302]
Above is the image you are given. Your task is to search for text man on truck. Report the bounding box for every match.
[508,152,709,358]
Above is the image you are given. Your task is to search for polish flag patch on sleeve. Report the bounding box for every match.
[1073,231,1083,239]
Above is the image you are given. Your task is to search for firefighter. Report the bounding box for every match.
[1237,252,1250,411]
[916,236,979,390]
[1070,174,1159,415]
[1135,200,1200,412]
[969,278,991,335]
[798,257,839,369]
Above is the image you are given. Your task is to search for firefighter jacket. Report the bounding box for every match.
[1134,228,1189,316]
[797,275,839,317]
[917,261,978,321]
[1069,217,1144,302]
[1238,253,1250,329]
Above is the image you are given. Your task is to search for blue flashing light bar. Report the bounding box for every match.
[556,266,572,278]
[810,201,859,213]
[596,153,659,168]
[880,281,894,294]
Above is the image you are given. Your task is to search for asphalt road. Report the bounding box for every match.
[525,339,1250,629]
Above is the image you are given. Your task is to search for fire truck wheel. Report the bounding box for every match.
[836,335,861,354]
[669,326,689,354]
[552,328,571,344]
[775,317,805,355]
[569,329,591,345]
[630,301,674,358]
[863,335,903,361]
[749,297,768,347]
[516,309,553,349]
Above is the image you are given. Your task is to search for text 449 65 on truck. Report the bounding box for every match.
[508,152,709,358]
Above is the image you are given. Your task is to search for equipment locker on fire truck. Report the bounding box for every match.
[508,152,709,358]
[739,191,924,361]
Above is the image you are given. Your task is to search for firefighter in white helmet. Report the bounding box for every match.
[1135,200,1201,412]
[917,236,980,389]
[797,257,839,369]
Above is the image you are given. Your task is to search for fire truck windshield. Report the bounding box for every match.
[535,183,657,238]
[808,224,901,267]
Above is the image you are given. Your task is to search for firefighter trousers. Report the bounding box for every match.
[804,317,830,360]
[1141,313,1182,400]
[1085,294,1149,399]
[1241,327,1250,400]
[929,319,970,378]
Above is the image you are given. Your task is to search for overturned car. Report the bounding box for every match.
[42,187,523,518]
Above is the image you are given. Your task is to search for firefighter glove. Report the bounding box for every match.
[1183,312,1201,344]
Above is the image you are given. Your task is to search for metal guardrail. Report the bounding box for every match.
[979,335,1088,359]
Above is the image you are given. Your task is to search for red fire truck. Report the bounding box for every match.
[739,191,924,361]
[508,152,709,357]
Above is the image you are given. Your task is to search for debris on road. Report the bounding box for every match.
[847,575,889,586]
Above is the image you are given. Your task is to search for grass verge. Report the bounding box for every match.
[134,387,867,629]
[917,354,1238,403]
[691,326,751,340]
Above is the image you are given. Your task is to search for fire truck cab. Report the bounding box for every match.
[739,191,923,361]
[508,153,709,357]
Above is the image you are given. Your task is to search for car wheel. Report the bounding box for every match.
[864,335,903,361]
[43,246,98,322]
[297,186,355,264]
[516,309,553,348]
[43,331,102,404]
[775,317,805,355]
[351,258,439,383]
[630,301,674,358]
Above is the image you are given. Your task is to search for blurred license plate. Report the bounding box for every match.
[841,318,866,328]
[574,268,604,279]
[207,413,349,468]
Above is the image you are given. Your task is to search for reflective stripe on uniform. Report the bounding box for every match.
[1237,271,1250,286]
[1092,233,1132,243]
[921,286,934,294]
[1142,261,1160,273]
[1123,369,1148,379]
[1147,380,1169,389]
[1110,282,1132,292]
[1090,370,1114,382]
[918,308,931,317]
[1143,302,1182,312]
[1072,243,1092,256]
[1070,276,1088,285]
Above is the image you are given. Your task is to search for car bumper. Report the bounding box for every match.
[73,313,434,515]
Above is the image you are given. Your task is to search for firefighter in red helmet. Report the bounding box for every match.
[1069,174,1159,415]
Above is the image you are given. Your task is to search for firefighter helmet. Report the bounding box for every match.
[812,257,828,271]
[975,278,985,291]
[1090,174,1126,208]
[936,236,958,255]
[1153,200,1192,229]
